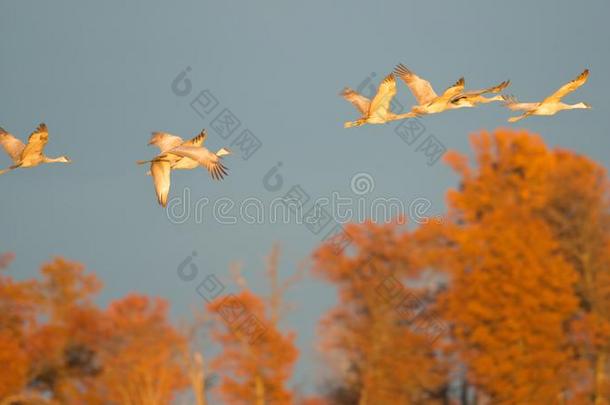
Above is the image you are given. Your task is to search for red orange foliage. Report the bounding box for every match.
[207,289,298,404]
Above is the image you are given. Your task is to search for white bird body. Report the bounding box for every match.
[138,130,231,207]
[341,74,418,128]
[0,123,71,175]
[450,95,503,108]
[504,69,591,122]
[450,80,511,108]
[393,64,466,116]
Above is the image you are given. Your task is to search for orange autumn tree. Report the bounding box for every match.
[99,295,188,405]
[419,128,610,404]
[207,246,298,405]
[540,149,610,404]
[313,221,448,405]
[0,256,190,405]
[0,252,34,399]
[17,257,107,404]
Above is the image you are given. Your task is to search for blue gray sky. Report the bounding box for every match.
[1,0,609,395]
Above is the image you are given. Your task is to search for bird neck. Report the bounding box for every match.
[44,156,69,163]
[567,102,588,109]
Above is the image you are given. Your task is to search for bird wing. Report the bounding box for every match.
[183,129,207,147]
[340,88,371,115]
[369,74,397,117]
[150,132,184,152]
[394,64,438,105]
[166,130,207,170]
[436,77,466,103]
[543,69,589,104]
[502,95,538,111]
[0,127,25,163]
[168,145,229,180]
[451,80,510,102]
[151,159,171,207]
[21,123,49,159]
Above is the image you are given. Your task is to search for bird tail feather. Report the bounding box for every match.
[216,148,231,157]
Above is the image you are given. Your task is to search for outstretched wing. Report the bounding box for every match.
[436,77,465,103]
[168,145,229,180]
[502,95,538,111]
[485,80,511,94]
[394,64,438,105]
[183,129,207,147]
[149,132,184,152]
[151,159,171,207]
[543,69,589,104]
[369,74,397,118]
[21,123,49,159]
[452,80,510,102]
[0,127,25,163]
[340,88,371,115]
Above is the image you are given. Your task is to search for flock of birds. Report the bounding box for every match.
[0,65,591,207]
[0,125,231,207]
[341,64,591,127]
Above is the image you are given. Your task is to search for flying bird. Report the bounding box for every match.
[393,64,465,115]
[0,123,71,175]
[146,130,208,172]
[137,129,231,207]
[341,74,418,128]
[503,69,591,122]
[450,80,511,108]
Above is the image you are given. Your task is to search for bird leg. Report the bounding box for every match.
[344,119,366,128]
[0,164,20,176]
[136,158,171,165]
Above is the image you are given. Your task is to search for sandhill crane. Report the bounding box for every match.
[341,74,418,128]
[450,80,511,108]
[504,69,591,122]
[0,123,71,175]
[145,130,207,173]
[137,130,231,207]
[393,64,466,115]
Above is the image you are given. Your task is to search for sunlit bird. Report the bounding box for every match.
[450,80,511,108]
[0,123,71,176]
[137,130,231,207]
[503,69,591,123]
[393,64,465,115]
[341,73,418,128]
[145,130,207,172]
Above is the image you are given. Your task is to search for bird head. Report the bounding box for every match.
[148,133,163,146]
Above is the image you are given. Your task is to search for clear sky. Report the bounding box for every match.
[1,0,609,395]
